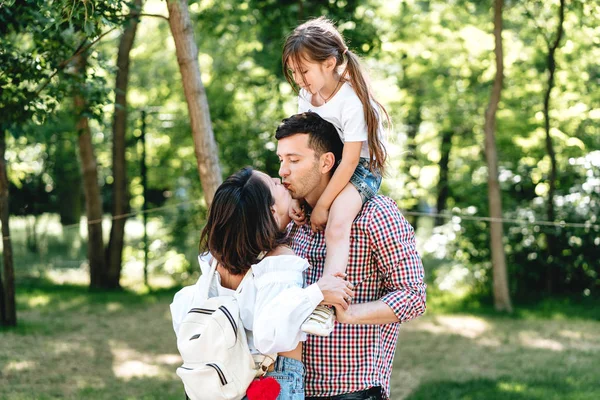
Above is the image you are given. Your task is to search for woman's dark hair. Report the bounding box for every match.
[199,167,288,275]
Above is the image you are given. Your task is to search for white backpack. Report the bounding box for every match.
[175,258,274,400]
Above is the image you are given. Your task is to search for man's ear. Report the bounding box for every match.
[319,152,336,174]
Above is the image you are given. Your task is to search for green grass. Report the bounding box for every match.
[4,215,600,398]
[392,297,600,399]
[1,282,184,400]
[2,281,600,399]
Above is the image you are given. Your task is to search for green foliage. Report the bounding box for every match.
[4,0,599,300]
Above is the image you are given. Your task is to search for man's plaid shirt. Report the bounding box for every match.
[289,195,426,399]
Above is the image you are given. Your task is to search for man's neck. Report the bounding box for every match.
[303,178,330,209]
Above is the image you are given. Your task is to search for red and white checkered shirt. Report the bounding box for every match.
[290,195,426,399]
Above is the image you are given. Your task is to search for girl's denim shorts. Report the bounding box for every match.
[350,157,382,204]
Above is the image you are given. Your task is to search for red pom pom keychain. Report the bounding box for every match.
[246,376,281,400]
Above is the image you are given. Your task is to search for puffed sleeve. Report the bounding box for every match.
[170,279,204,336]
[170,254,215,336]
[251,256,324,354]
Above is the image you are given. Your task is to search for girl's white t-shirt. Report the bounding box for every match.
[298,82,380,159]
[170,253,323,355]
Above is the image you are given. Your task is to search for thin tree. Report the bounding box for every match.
[484,0,512,312]
[400,93,422,230]
[166,0,222,205]
[105,0,143,289]
[436,129,453,226]
[73,51,107,289]
[542,0,566,293]
[0,130,16,326]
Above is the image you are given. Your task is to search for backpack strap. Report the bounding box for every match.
[198,257,219,300]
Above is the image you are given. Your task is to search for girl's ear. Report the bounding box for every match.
[324,56,337,71]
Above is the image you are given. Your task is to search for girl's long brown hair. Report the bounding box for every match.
[282,17,390,173]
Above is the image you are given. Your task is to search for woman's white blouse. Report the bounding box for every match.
[170,253,323,355]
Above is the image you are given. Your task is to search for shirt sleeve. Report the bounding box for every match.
[368,199,426,323]
[298,90,311,113]
[252,257,324,354]
[340,96,368,143]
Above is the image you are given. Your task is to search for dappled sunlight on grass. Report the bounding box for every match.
[110,340,180,381]
[26,294,50,308]
[395,312,600,399]
[497,381,528,393]
[4,360,37,372]
[106,302,124,312]
[405,314,490,339]
[518,331,564,351]
[2,282,183,399]
[45,267,89,285]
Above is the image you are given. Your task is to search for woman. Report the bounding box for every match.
[171,167,354,399]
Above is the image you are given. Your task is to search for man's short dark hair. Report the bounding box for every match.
[275,112,343,162]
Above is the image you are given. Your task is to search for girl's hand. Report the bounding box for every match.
[310,204,329,233]
[316,272,354,311]
[289,199,306,226]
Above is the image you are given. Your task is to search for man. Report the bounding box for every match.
[275,112,426,400]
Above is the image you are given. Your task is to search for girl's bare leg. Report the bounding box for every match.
[301,184,362,336]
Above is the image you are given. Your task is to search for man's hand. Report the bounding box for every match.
[310,204,329,233]
[333,302,354,324]
[289,199,307,226]
[316,272,354,310]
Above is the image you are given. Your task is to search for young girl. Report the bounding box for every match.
[282,17,390,336]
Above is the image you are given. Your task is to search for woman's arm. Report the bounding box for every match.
[252,255,352,354]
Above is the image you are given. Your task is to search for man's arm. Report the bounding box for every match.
[335,299,399,325]
[337,198,427,325]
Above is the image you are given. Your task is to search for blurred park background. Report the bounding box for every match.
[1,0,599,399]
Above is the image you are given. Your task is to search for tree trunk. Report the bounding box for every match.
[0,130,16,326]
[105,0,143,289]
[166,0,222,206]
[55,137,83,226]
[484,0,512,313]
[436,129,453,226]
[543,0,565,294]
[403,90,422,230]
[73,52,106,289]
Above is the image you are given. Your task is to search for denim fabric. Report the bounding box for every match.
[349,158,382,204]
[244,356,304,400]
[306,386,383,400]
